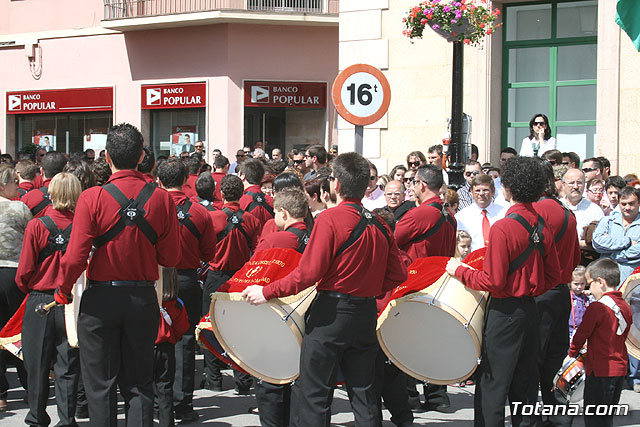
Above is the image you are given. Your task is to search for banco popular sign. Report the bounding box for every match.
[244,81,327,109]
[141,82,206,109]
[6,87,113,114]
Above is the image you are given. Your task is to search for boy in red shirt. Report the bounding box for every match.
[569,258,632,427]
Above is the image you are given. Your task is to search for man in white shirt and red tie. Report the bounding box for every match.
[455,174,507,251]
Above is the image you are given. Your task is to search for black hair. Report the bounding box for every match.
[239,158,265,185]
[406,151,426,166]
[332,152,371,199]
[220,174,244,202]
[415,164,444,191]
[536,158,557,197]
[214,155,230,169]
[373,207,396,232]
[105,123,144,170]
[542,149,563,165]
[91,158,112,186]
[583,157,603,174]
[471,144,478,158]
[41,152,67,179]
[195,172,215,200]
[428,145,443,156]
[500,147,517,156]
[273,172,303,192]
[390,165,407,179]
[157,158,187,189]
[562,151,581,166]
[597,156,610,171]
[186,156,201,175]
[501,156,546,203]
[585,258,620,289]
[138,147,156,174]
[528,113,552,140]
[619,186,640,202]
[605,176,626,191]
[64,160,97,191]
[307,144,327,164]
[161,267,179,301]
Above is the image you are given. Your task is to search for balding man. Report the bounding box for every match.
[383,180,415,221]
[560,168,604,243]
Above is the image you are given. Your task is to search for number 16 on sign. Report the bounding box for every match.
[332,64,391,154]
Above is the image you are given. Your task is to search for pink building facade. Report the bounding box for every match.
[0,0,339,163]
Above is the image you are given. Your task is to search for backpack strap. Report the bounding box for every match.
[286,227,311,254]
[335,204,390,257]
[37,216,72,263]
[196,197,217,212]
[410,201,456,243]
[245,191,274,217]
[540,196,573,244]
[93,182,158,248]
[31,186,51,216]
[17,188,27,198]
[176,199,201,240]
[216,207,252,248]
[506,213,546,275]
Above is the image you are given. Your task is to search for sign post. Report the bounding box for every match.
[332,64,391,155]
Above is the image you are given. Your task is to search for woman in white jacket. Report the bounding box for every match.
[520,113,556,157]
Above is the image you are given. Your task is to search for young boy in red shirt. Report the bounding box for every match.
[569,258,632,427]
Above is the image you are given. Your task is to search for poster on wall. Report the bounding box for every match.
[84,128,108,154]
[171,126,197,156]
[33,130,56,152]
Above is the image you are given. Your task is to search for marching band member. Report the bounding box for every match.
[21,152,67,218]
[54,123,182,427]
[16,172,81,426]
[239,158,275,230]
[446,156,561,427]
[243,152,407,426]
[157,158,216,422]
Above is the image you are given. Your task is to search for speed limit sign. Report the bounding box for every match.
[332,64,391,126]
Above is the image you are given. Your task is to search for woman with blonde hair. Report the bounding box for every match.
[15,172,82,425]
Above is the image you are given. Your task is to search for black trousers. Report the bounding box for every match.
[474,296,540,427]
[583,375,624,427]
[78,285,159,427]
[173,270,201,415]
[154,342,176,427]
[375,349,413,426]
[536,284,572,427]
[255,380,291,427]
[290,293,381,427]
[22,291,80,426]
[202,270,253,391]
[0,267,27,400]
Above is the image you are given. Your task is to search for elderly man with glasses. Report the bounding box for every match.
[383,180,415,221]
[560,168,604,247]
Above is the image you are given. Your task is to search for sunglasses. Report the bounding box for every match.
[582,167,597,173]
[548,160,557,166]
[408,161,420,167]
[464,171,480,177]
[328,176,336,182]
[403,177,415,184]
[533,121,546,126]
[293,159,304,164]
[237,154,246,158]
[370,176,377,181]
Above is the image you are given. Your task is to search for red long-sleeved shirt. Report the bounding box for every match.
[212,171,226,205]
[534,196,580,285]
[16,209,74,293]
[569,291,631,377]
[255,221,306,253]
[240,185,274,228]
[259,218,279,240]
[56,170,181,294]
[182,174,198,199]
[262,199,408,300]
[21,178,52,218]
[456,202,561,298]
[207,202,261,271]
[142,173,156,184]
[169,191,216,270]
[156,299,190,345]
[18,181,35,198]
[395,196,456,261]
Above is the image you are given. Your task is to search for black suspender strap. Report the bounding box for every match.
[216,207,252,247]
[31,186,51,216]
[506,213,546,275]
[17,188,27,197]
[93,182,158,248]
[335,204,390,257]
[410,202,456,243]
[36,216,72,263]
[196,197,217,212]
[540,196,572,244]
[286,227,310,254]
[176,200,201,240]
[245,191,274,217]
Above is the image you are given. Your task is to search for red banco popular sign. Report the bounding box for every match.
[6,87,113,114]
[141,82,206,109]
[244,81,327,109]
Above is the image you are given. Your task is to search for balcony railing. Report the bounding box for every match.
[103,0,339,20]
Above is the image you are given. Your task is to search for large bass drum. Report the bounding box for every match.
[620,271,640,359]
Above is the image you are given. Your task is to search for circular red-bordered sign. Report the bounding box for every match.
[332,64,391,126]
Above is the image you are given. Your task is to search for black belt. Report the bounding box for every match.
[31,289,54,295]
[177,269,198,276]
[87,280,154,288]
[318,290,375,302]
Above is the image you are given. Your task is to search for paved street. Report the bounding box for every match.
[1,355,639,426]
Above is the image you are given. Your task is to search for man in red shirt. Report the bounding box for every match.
[243,152,407,426]
[15,160,39,198]
[203,174,261,393]
[54,123,181,427]
[193,172,218,211]
[182,157,201,199]
[21,152,67,217]
[238,158,274,228]
[157,158,216,422]
[395,163,456,411]
[137,147,156,184]
[534,160,580,427]
[446,156,561,427]
[211,155,229,208]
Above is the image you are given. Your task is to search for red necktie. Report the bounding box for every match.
[482,209,490,246]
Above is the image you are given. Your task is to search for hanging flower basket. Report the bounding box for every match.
[402,0,502,46]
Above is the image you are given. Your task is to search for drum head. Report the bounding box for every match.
[622,275,640,359]
[378,298,480,384]
[212,299,302,383]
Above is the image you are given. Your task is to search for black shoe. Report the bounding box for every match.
[76,405,89,419]
[203,381,223,391]
[235,388,251,396]
[408,395,421,410]
[421,402,453,413]
[175,409,199,422]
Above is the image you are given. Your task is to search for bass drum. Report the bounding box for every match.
[620,272,640,359]
[65,272,86,348]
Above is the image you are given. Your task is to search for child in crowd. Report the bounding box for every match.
[569,258,631,427]
[569,265,593,342]
[455,230,472,261]
[154,267,189,427]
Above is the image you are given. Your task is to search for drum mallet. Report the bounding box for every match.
[35,301,58,317]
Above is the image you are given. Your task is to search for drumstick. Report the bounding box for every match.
[35,301,57,317]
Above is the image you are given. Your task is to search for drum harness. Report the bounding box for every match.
[216,207,252,248]
[409,201,455,243]
[505,212,545,275]
[17,187,28,198]
[176,199,201,240]
[285,227,310,254]
[195,197,217,211]
[245,191,274,217]
[31,186,52,217]
[36,216,72,263]
[540,195,573,244]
